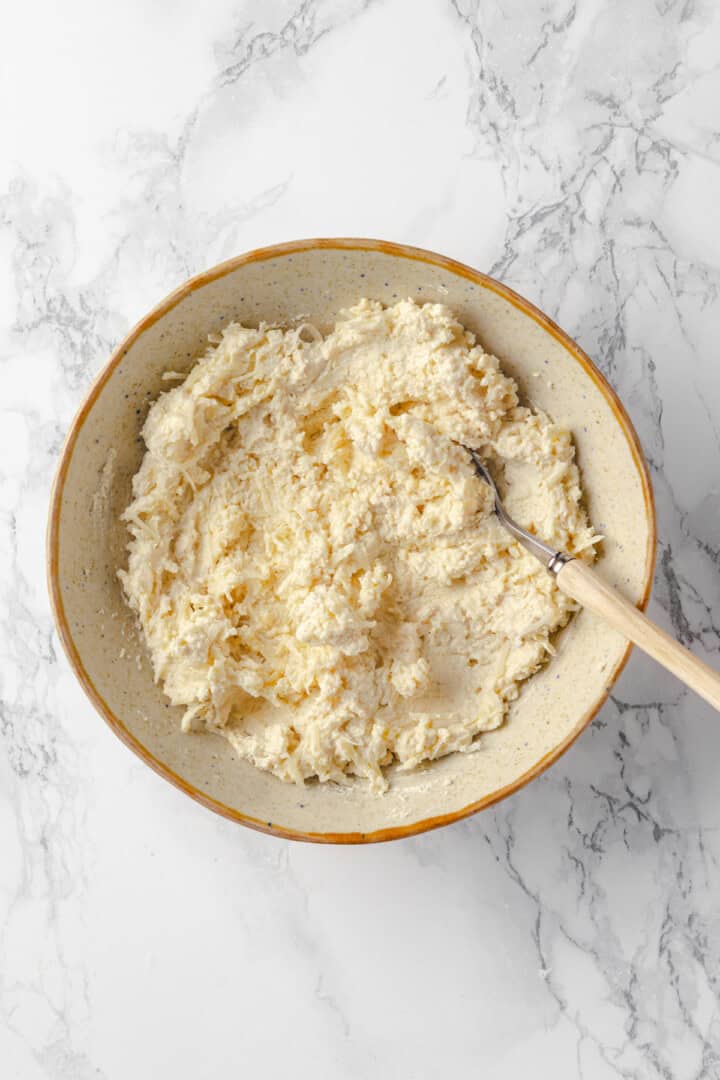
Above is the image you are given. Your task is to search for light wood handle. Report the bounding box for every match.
[556,559,720,711]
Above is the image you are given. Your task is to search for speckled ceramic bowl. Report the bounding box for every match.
[47,239,656,843]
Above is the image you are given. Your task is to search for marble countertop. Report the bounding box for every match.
[3,1,720,1076]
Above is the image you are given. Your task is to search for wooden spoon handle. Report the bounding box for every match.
[556,559,720,711]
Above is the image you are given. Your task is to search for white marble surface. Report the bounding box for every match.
[2,1,720,1076]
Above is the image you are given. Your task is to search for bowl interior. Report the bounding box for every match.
[49,241,654,841]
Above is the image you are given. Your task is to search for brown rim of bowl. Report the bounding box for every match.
[46,237,657,844]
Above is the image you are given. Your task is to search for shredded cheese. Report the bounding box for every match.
[119,299,597,791]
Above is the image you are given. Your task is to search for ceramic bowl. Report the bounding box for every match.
[47,239,656,842]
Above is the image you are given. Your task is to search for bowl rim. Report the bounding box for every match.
[47,237,657,844]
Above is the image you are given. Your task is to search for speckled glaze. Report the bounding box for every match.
[47,239,655,842]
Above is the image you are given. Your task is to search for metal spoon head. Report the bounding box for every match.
[460,444,567,572]
[462,444,501,507]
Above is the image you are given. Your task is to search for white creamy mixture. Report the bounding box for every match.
[120,300,597,791]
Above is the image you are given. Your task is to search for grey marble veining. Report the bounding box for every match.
[2,1,720,1076]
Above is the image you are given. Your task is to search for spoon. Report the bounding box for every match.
[464,446,720,711]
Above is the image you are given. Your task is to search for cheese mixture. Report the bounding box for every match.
[120,299,597,791]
